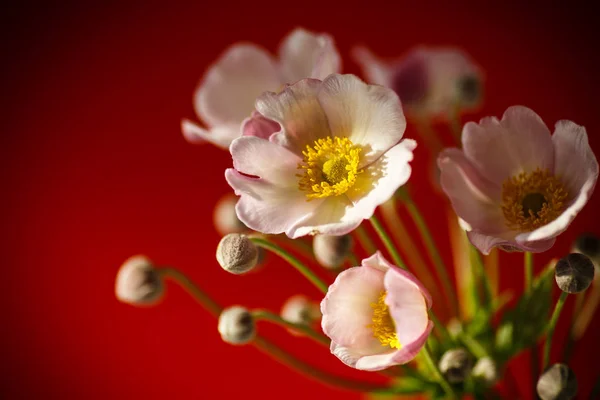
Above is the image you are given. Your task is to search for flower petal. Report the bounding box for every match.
[355,321,434,370]
[467,230,556,255]
[278,28,341,82]
[462,106,555,185]
[287,197,363,239]
[318,74,407,166]
[181,119,239,149]
[351,46,393,87]
[438,148,504,232]
[346,140,416,220]
[241,111,280,140]
[256,78,331,153]
[230,136,301,187]
[321,264,385,350]
[195,44,280,127]
[225,169,318,235]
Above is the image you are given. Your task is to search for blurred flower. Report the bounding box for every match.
[281,295,322,325]
[213,193,248,235]
[438,348,473,383]
[115,255,164,306]
[226,74,415,238]
[181,28,341,149]
[313,234,353,269]
[320,252,433,371]
[216,233,259,275]
[438,106,598,254]
[472,357,498,386]
[353,46,482,120]
[537,363,578,400]
[555,253,595,293]
[218,306,255,345]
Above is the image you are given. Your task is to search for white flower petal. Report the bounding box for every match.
[181,119,239,149]
[287,197,362,238]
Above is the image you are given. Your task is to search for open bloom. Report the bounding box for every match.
[320,252,433,371]
[225,74,416,238]
[181,28,341,149]
[438,106,598,254]
[353,46,482,120]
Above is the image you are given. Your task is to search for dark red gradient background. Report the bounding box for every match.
[2,1,599,399]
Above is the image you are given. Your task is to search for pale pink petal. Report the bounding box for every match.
[361,251,391,273]
[287,197,363,239]
[181,119,239,149]
[317,74,407,166]
[240,111,280,140]
[225,169,318,235]
[195,44,280,127]
[462,106,555,185]
[230,136,300,187]
[330,342,394,371]
[345,140,416,220]
[438,148,504,232]
[467,230,556,255]
[278,28,341,82]
[256,78,331,154]
[351,47,393,87]
[321,265,386,350]
[355,321,434,370]
[385,268,430,346]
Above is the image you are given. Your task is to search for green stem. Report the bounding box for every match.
[543,291,569,370]
[524,252,533,293]
[355,224,377,254]
[251,309,330,347]
[470,245,493,307]
[250,237,329,294]
[421,345,457,399]
[159,268,222,317]
[347,253,359,267]
[405,197,459,316]
[369,215,407,270]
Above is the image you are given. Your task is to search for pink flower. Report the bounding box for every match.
[353,46,482,120]
[181,28,341,149]
[438,106,598,254]
[225,74,416,238]
[320,252,433,371]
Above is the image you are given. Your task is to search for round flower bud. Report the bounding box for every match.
[313,234,353,269]
[472,357,498,386]
[438,348,473,383]
[555,253,595,293]
[572,233,600,260]
[115,255,164,306]
[218,306,255,345]
[281,295,322,325]
[216,233,258,275]
[213,193,247,236]
[536,363,577,400]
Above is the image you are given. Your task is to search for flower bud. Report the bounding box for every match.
[218,306,255,345]
[216,233,258,274]
[536,363,577,400]
[457,75,481,105]
[213,194,247,235]
[555,253,595,293]
[446,318,463,338]
[313,234,353,269]
[572,233,600,261]
[281,295,322,325]
[115,255,164,306]
[472,357,498,386]
[438,348,473,383]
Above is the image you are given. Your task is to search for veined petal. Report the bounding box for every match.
[467,230,556,255]
[279,28,341,83]
[321,264,386,350]
[180,119,239,149]
[225,169,318,235]
[241,111,280,140]
[346,140,416,220]
[438,148,505,234]
[195,44,280,127]
[462,106,555,185]
[287,197,363,239]
[230,136,301,187]
[318,74,407,166]
[256,78,331,154]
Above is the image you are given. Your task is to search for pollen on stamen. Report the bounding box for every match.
[367,291,401,350]
[297,136,362,200]
[501,168,569,231]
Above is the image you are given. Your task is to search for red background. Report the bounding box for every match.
[2,1,599,399]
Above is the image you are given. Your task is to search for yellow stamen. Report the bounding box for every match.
[501,168,569,231]
[368,291,401,349]
[297,137,362,199]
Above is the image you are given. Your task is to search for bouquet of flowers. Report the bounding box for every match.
[114,28,599,399]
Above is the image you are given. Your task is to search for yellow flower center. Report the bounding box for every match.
[501,168,569,231]
[297,137,362,199]
[368,291,401,349]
